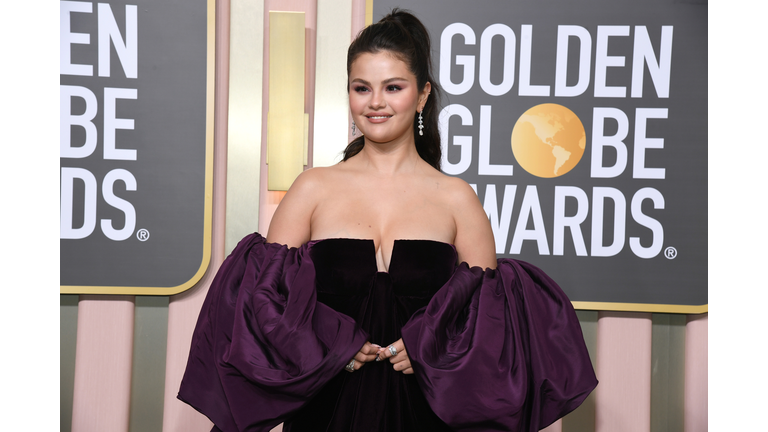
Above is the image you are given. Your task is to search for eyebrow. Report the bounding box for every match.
[350,77,409,86]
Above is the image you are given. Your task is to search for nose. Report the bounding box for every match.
[369,89,386,109]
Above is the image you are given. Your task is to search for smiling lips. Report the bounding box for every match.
[366,113,392,123]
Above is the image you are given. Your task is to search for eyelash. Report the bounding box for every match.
[353,85,403,93]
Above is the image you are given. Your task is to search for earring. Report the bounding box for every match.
[418,110,424,136]
[351,121,357,136]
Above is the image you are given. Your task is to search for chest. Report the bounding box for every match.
[310,182,456,244]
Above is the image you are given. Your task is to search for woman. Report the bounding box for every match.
[179,9,596,432]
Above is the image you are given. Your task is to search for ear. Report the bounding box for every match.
[418,82,432,111]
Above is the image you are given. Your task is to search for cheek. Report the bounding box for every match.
[348,94,365,113]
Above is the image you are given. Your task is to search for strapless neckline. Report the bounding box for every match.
[308,238,456,274]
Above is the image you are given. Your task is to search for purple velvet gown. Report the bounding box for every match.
[178,233,597,432]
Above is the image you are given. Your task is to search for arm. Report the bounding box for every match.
[266,168,323,248]
[450,180,497,270]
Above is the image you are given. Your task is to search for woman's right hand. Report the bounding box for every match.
[345,342,380,372]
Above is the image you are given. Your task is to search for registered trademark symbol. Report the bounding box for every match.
[664,246,677,259]
[137,228,150,241]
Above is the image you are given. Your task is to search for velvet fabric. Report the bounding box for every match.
[178,233,597,432]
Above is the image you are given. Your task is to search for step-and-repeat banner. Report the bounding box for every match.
[60,0,213,295]
[373,0,707,312]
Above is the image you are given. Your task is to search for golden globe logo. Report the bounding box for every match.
[438,22,673,259]
[511,104,586,178]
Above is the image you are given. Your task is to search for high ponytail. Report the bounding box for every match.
[343,9,443,171]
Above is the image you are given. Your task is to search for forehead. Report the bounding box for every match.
[349,51,414,81]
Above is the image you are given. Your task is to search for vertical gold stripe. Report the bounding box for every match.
[365,0,373,26]
[267,11,306,191]
[226,0,265,254]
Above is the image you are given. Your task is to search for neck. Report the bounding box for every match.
[358,134,421,174]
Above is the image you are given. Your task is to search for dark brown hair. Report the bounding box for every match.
[343,8,443,170]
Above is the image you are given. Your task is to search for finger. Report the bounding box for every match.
[402,367,414,375]
[392,357,411,371]
[363,343,380,355]
[378,339,406,360]
[389,347,407,364]
[355,343,379,363]
[344,359,357,372]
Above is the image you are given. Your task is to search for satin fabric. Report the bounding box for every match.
[178,233,597,432]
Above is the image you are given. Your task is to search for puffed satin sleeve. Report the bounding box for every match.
[177,233,369,432]
[401,259,598,432]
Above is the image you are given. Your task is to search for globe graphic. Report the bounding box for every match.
[510,104,586,178]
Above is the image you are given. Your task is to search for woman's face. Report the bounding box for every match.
[348,51,430,146]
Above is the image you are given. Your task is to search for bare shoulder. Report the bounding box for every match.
[435,173,479,206]
[434,173,497,269]
[266,167,332,247]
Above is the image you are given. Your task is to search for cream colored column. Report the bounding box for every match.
[313,0,352,168]
[225,0,265,254]
[161,0,227,430]
[541,419,562,432]
[684,314,707,432]
[595,312,652,432]
[71,295,134,432]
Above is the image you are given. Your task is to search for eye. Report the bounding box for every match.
[353,86,370,93]
[386,85,402,92]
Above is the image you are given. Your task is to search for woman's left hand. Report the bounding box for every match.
[377,338,413,374]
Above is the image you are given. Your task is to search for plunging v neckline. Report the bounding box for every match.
[310,238,456,274]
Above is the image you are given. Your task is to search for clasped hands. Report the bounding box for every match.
[345,338,412,374]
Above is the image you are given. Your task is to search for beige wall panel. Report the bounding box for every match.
[684,314,707,432]
[541,419,563,432]
[351,0,365,39]
[226,0,265,254]
[595,312,652,432]
[71,295,135,432]
[313,0,352,168]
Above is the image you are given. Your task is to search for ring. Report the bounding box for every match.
[388,345,398,357]
[345,359,356,372]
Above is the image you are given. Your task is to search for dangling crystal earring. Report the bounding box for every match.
[418,110,424,136]
[351,121,357,136]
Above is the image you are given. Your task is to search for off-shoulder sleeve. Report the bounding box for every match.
[401,258,598,432]
[177,233,369,432]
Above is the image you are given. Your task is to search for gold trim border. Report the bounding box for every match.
[60,0,216,296]
[573,301,707,314]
